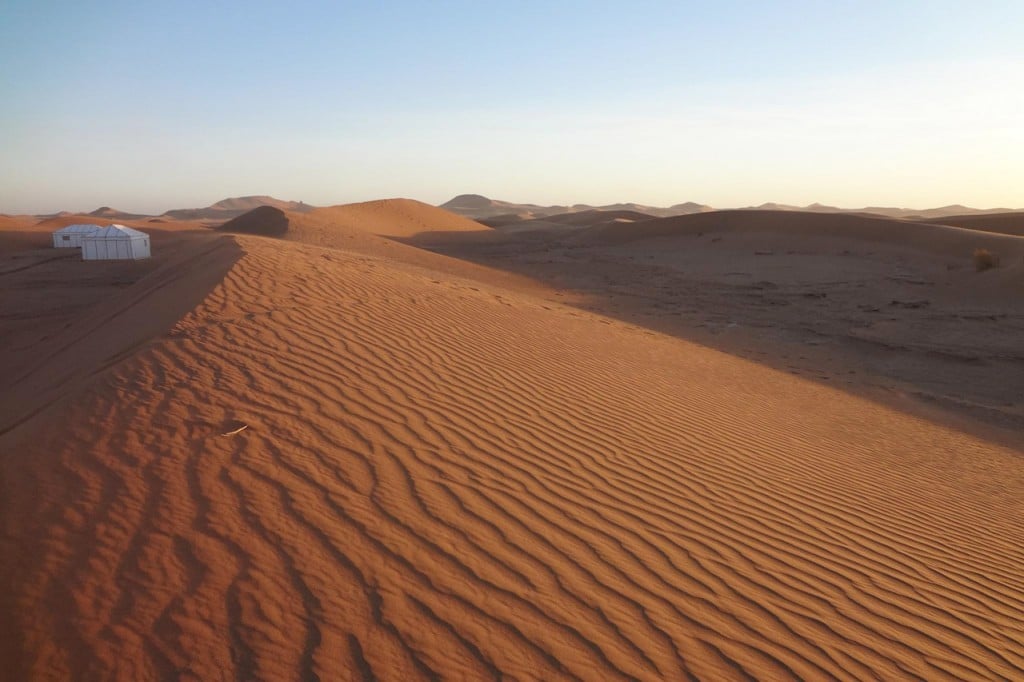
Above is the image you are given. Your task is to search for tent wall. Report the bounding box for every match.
[82,236,151,260]
[52,231,96,248]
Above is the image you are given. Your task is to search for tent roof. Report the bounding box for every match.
[53,223,102,234]
[84,224,148,239]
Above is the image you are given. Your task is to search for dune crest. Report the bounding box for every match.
[306,198,490,237]
[218,205,291,236]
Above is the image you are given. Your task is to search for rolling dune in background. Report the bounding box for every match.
[2,213,1024,679]
[572,210,1024,259]
[300,199,490,238]
[920,212,1024,237]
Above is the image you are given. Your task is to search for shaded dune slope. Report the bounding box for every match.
[544,209,656,226]
[0,233,242,437]
[922,212,1024,237]
[218,205,291,236]
[481,209,657,233]
[2,233,1023,680]
[577,209,1024,259]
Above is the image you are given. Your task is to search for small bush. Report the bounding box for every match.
[973,248,999,272]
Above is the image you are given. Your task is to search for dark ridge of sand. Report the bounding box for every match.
[218,205,291,237]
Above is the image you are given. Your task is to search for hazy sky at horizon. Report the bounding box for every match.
[2,1,1022,214]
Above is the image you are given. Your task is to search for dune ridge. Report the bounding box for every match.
[921,212,1024,237]
[216,198,492,244]
[574,209,1024,259]
[437,194,1021,222]
[2,232,1023,680]
[304,198,490,237]
[0,232,241,438]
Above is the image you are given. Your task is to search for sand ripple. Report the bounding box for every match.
[2,235,1022,680]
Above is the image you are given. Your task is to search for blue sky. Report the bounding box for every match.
[2,1,1022,213]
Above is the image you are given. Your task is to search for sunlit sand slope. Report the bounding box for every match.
[2,235,1023,680]
[304,198,489,238]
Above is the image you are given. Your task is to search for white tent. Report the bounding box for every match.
[52,223,101,248]
[81,224,151,260]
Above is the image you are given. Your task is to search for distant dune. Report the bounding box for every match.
[163,195,314,221]
[479,209,657,233]
[209,195,312,213]
[87,206,151,220]
[733,203,1020,219]
[217,198,490,243]
[440,194,711,220]
[439,194,561,220]
[0,214,36,230]
[217,205,291,236]
[15,195,1018,225]
[476,212,539,228]
[897,204,1019,220]
[25,212,208,234]
[919,211,1024,237]
[306,198,488,238]
[543,209,656,226]
[573,208,1024,259]
[442,194,1021,221]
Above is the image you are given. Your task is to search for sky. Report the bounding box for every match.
[1,1,1023,214]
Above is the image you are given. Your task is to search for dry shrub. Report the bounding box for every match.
[973,248,999,272]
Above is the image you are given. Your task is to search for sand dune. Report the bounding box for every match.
[88,206,151,220]
[0,230,241,438]
[540,209,656,227]
[438,194,1016,222]
[305,198,490,238]
[217,199,491,243]
[476,212,545,228]
[575,209,1024,260]
[219,201,541,295]
[922,212,1024,237]
[2,222,1023,680]
[440,194,714,221]
[425,210,1024,437]
[164,196,314,221]
[218,206,291,236]
[479,209,656,233]
[24,213,210,235]
[208,196,312,214]
[0,215,37,230]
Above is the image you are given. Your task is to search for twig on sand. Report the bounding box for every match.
[220,424,249,437]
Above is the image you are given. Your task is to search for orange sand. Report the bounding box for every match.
[1,205,1023,680]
